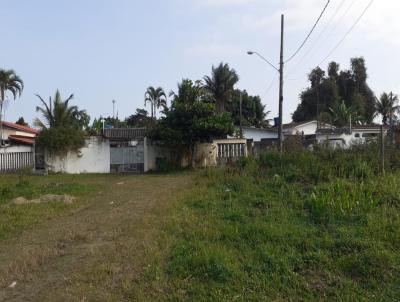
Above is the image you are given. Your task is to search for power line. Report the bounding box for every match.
[285,0,331,63]
[262,73,278,98]
[285,0,347,77]
[318,0,374,65]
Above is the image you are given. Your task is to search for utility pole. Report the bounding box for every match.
[381,124,385,175]
[278,14,284,155]
[239,92,243,139]
[316,84,320,130]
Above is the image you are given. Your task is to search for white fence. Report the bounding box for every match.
[0,152,34,173]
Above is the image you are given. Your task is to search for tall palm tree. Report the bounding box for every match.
[34,90,82,129]
[144,87,167,119]
[203,62,239,113]
[375,92,399,125]
[0,69,23,144]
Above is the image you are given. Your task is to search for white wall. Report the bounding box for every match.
[242,128,278,142]
[0,145,32,153]
[1,129,36,140]
[316,129,386,149]
[285,122,318,136]
[46,137,110,174]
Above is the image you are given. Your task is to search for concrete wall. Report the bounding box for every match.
[46,137,110,174]
[145,138,247,171]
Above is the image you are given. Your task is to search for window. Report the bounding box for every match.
[362,133,378,138]
[354,133,360,138]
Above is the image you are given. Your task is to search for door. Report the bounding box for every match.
[110,143,144,173]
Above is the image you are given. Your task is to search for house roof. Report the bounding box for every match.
[241,126,277,132]
[102,128,146,140]
[282,120,318,129]
[1,121,39,135]
[8,135,35,145]
[352,125,389,130]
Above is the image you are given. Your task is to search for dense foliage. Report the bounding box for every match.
[293,58,376,125]
[149,79,234,166]
[125,109,153,128]
[226,89,270,128]
[35,90,89,154]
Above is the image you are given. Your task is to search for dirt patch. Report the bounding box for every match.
[11,194,75,205]
[0,173,194,301]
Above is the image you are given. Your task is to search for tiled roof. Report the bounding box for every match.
[1,121,39,135]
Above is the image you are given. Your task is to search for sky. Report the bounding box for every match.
[0,0,399,125]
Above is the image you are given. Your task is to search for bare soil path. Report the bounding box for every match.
[0,173,193,301]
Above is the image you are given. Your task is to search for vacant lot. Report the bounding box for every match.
[1,148,400,301]
[0,172,194,301]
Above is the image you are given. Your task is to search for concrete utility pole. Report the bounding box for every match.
[278,14,285,155]
[239,92,243,139]
[247,14,285,154]
[381,124,385,175]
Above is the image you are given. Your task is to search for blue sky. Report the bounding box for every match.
[1,0,398,125]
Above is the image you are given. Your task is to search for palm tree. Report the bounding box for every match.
[203,62,239,113]
[0,69,23,144]
[375,92,399,125]
[34,90,83,129]
[144,87,167,119]
[329,100,360,128]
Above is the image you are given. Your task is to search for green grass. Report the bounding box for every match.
[0,173,94,240]
[133,147,400,301]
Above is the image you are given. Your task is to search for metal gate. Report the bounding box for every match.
[110,144,144,173]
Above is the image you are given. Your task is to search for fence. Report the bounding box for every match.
[215,139,247,166]
[0,151,34,173]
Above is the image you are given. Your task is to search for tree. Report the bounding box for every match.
[15,117,28,127]
[144,87,167,119]
[375,92,399,125]
[226,90,270,128]
[203,62,239,113]
[292,57,376,125]
[126,109,153,128]
[34,90,89,154]
[0,69,23,144]
[149,79,234,167]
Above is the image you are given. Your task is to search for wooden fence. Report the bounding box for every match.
[0,151,34,173]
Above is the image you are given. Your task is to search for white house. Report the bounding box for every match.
[0,121,39,147]
[237,126,278,142]
[283,120,331,136]
[316,125,388,149]
[0,121,39,172]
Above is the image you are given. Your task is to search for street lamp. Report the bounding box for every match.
[247,51,279,72]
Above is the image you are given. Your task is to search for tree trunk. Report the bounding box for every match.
[216,100,225,114]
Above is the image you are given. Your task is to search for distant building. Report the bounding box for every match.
[232,126,278,142]
[316,125,388,149]
[283,120,331,137]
